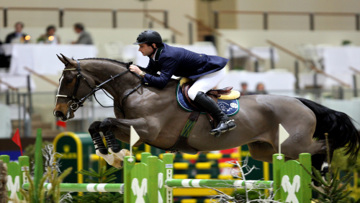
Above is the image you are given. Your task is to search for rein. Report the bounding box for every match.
[56,60,142,116]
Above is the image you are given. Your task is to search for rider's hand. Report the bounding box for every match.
[129,65,142,75]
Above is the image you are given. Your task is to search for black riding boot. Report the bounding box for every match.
[194,92,236,137]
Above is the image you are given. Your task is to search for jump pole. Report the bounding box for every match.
[123,152,311,203]
[3,130,311,203]
[4,152,311,203]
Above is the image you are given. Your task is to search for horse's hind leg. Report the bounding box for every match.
[278,109,322,157]
[311,139,334,176]
[248,141,276,163]
[282,136,326,157]
[281,131,329,173]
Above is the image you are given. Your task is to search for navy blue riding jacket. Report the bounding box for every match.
[142,43,228,89]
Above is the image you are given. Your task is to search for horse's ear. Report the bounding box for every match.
[57,54,67,65]
[59,53,74,66]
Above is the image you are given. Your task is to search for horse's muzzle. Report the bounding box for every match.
[54,110,68,121]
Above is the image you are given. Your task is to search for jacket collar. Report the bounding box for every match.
[154,46,163,61]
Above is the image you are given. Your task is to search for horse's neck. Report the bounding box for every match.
[141,80,178,100]
[84,61,137,99]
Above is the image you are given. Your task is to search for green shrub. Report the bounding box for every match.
[70,166,123,202]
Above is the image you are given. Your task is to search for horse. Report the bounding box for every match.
[53,54,360,171]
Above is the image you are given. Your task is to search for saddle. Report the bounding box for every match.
[167,78,241,154]
[179,78,241,111]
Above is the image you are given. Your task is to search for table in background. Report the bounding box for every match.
[3,44,98,75]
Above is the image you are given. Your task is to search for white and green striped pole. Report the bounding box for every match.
[22,183,124,193]
[165,179,273,189]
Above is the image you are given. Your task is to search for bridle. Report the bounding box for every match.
[56,59,142,115]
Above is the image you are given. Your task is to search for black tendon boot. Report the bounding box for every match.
[104,130,121,153]
[89,129,108,155]
[194,92,236,137]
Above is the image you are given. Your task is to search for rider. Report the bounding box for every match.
[129,30,236,136]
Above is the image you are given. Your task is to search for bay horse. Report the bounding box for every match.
[53,54,360,171]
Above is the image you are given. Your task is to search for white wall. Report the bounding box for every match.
[234,0,360,30]
[217,30,360,71]
[236,0,360,12]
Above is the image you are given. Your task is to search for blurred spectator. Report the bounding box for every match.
[0,40,9,68]
[5,22,30,44]
[255,82,268,94]
[37,25,61,44]
[240,82,253,95]
[72,23,93,45]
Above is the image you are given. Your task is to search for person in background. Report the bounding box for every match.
[240,82,253,95]
[255,82,268,94]
[72,23,93,45]
[37,25,60,44]
[0,40,8,68]
[5,22,29,44]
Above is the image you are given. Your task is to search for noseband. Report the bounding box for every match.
[56,59,141,113]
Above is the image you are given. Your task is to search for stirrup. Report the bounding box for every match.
[225,119,236,131]
[210,119,236,137]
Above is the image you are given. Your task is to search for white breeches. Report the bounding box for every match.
[188,68,226,100]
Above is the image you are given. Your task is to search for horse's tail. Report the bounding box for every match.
[297,98,360,159]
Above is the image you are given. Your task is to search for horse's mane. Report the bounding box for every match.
[80,57,130,67]
[78,57,178,86]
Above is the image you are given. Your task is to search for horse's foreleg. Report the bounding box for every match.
[88,121,125,168]
[89,121,107,154]
[99,117,155,143]
[98,117,153,167]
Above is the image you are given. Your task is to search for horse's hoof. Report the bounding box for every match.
[121,149,132,157]
[96,153,123,169]
[111,148,131,160]
[312,179,322,187]
[111,155,123,169]
[321,162,329,174]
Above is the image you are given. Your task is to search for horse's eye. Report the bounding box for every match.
[66,77,74,83]
[63,74,74,83]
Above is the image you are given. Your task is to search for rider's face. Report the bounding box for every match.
[138,43,155,57]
